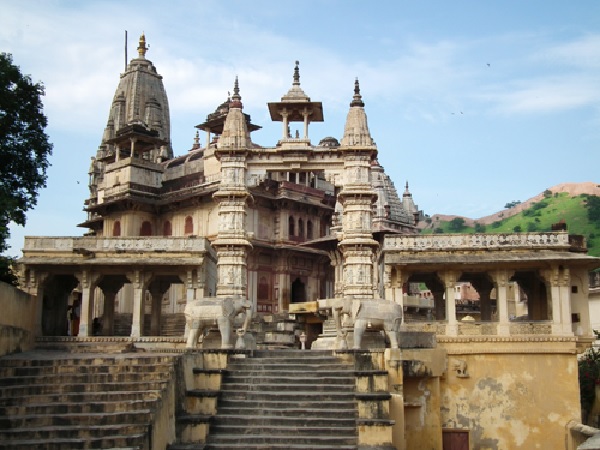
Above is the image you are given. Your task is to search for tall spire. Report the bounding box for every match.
[230,76,242,108]
[218,77,252,149]
[350,78,365,107]
[293,60,300,87]
[340,77,374,147]
[137,33,148,59]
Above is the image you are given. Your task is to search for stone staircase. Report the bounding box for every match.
[0,349,178,449]
[171,349,359,450]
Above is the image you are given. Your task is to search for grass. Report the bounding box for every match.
[421,193,600,258]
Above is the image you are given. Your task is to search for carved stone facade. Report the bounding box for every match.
[16,35,600,450]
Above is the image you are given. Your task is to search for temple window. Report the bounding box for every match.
[298,218,304,238]
[307,220,313,239]
[163,221,172,236]
[288,216,295,236]
[184,216,194,235]
[140,221,152,236]
[112,221,121,237]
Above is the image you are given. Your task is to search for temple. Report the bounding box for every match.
[10,34,600,449]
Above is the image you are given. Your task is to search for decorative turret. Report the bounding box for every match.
[340,78,375,148]
[217,77,253,151]
[337,79,380,298]
[212,78,253,299]
[96,33,172,163]
[267,61,323,142]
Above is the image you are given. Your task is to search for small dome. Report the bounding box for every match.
[319,136,339,147]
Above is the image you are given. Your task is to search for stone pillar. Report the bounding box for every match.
[130,270,149,337]
[491,270,513,336]
[76,270,100,337]
[543,267,573,335]
[102,290,117,336]
[441,271,460,336]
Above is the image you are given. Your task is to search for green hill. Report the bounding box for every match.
[420,192,600,258]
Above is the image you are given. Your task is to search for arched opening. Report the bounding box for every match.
[291,277,306,303]
[112,221,121,237]
[163,221,172,236]
[185,216,194,235]
[288,216,295,237]
[40,274,80,336]
[298,218,304,238]
[140,221,152,236]
[307,220,313,239]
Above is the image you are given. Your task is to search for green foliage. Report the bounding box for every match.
[543,189,552,198]
[434,227,444,234]
[426,192,600,257]
[504,200,521,209]
[449,217,465,231]
[0,256,18,286]
[0,53,53,254]
[586,196,600,224]
[579,345,600,416]
[474,222,486,233]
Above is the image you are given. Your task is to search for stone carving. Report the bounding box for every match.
[451,359,469,378]
[332,298,402,349]
[184,297,252,349]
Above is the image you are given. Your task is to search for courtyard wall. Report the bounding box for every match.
[0,281,36,356]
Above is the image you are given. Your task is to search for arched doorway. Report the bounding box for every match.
[291,277,306,303]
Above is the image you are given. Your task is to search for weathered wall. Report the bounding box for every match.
[439,339,580,450]
[0,282,36,356]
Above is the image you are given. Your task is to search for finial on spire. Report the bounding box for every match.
[405,181,410,192]
[350,77,365,107]
[293,61,300,86]
[192,130,200,150]
[137,33,148,58]
[230,76,243,108]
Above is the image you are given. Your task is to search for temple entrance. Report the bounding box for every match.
[40,274,79,336]
[290,277,306,303]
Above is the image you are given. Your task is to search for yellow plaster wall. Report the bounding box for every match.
[439,341,580,450]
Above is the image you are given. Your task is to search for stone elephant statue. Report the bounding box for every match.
[184,297,253,349]
[332,298,402,350]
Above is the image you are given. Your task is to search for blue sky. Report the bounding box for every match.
[2,1,600,256]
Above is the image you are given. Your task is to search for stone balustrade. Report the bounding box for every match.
[23,236,210,254]
[384,232,570,251]
[402,320,553,336]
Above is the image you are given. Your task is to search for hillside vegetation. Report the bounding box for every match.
[420,190,600,258]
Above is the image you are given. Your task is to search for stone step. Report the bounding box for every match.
[206,429,356,446]
[216,388,356,402]
[225,363,354,372]
[204,445,355,450]
[216,398,356,411]
[215,405,357,418]
[210,414,355,428]
[220,382,355,392]
[0,370,171,386]
[223,372,354,386]
[0,410,153,428]
[0,380,169,397]
[0,361,172,377]
[0,398,158,416]
[0,354,174,367]
[0,389,162,406]
[0,423,148,441]
[0,436,145,450]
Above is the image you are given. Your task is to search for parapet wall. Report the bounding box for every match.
[0,282,36,356]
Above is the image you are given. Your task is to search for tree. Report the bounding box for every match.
[449,217,465,232]
[0,53,52,255]
[586,196,600,224]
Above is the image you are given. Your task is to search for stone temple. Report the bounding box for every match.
[4,33,600,449]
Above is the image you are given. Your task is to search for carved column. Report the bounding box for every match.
[337,155,379,299]
[440,271,460,336]
[76,269,100,337]
[542,266,573,335]
[130,270,150,337]
[491,270,514,336]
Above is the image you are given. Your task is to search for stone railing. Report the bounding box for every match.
[23,236,210,254]
[384,232,570,251]
[402,320,553,336]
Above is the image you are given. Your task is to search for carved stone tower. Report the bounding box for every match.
[212,78,253,298]
[338,79,380,298]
